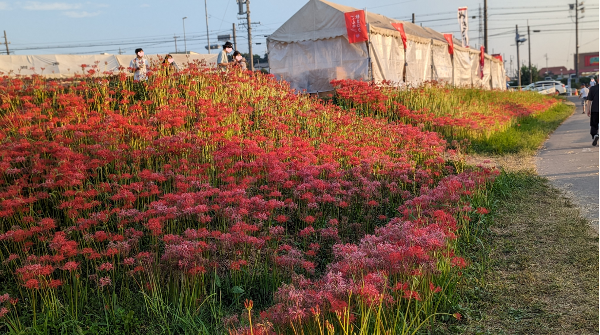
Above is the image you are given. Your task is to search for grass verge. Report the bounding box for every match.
[453,171,599,334]
[470,102,574,154]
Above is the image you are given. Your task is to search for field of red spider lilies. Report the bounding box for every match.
[0,62,506,334]
[332,79,559,140]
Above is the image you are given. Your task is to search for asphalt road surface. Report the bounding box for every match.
[535,97,599,231]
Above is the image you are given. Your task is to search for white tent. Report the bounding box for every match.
[267,0,506,93]
[0,53,218,78]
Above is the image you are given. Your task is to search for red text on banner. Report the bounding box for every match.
[344,10,368,44]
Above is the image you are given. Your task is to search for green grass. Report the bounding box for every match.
[447,171,599,335]
[470,102,574,154]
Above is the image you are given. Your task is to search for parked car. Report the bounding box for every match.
[534,80,566,94]
[522,83,557,95]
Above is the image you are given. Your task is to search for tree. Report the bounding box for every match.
[241,53,264,63]
[520,65,541,85]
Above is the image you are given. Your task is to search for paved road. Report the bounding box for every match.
[535,97,599,231]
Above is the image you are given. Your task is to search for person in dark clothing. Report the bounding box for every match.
[586,83,599,146]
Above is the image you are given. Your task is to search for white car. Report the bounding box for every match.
[534,81,566,94]
[522,83,556,95]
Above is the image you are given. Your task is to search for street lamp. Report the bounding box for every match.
[182,17,188,54]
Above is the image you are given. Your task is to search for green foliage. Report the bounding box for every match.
[520,65,541,85]
[470,101,574,154]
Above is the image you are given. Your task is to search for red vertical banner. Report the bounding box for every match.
[344,10,368,44]
[479,46,485,79]
[391,22,407,49]
[443,34,454,55]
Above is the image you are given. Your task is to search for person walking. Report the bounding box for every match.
[586,83,599,146]
[217,42,234,71]
[130,48,150,81]
[579,84,589,114]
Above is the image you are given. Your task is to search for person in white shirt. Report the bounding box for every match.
[580,84,589,114]
[129,48,150,81]
[216,42,233,71]
[590,78,596,87]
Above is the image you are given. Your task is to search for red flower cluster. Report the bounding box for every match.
[0,63,497,331]
[332,79,558,139]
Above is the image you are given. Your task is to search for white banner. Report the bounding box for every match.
[458,7,469,48]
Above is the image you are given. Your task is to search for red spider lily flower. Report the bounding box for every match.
[98,277,112,288]
[48,279,63,289]
[429,282,442,293]
[188,266,206,275]
[61,261,79,272]
[451,257,467,268]
[476,207,490,214]
[98,262,114,271]
[402,290,421,301]
[24,279,40,290]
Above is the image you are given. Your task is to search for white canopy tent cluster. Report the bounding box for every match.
[0,53,218,78]
[267,0,506,93]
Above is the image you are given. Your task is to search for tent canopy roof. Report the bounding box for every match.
[268,0,461,46]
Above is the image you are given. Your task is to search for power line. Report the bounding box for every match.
[490,8,599,16]
[366,0,419,10]
[9,30,232,52]
[399,5,597,20]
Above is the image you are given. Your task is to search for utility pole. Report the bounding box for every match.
[233,23,237,51]
[2,30,9,55]
[484,0,488,51]
[205,0,211,54]
[173,35,180,53]
[246,0,253,70]
[118,47,123,55]
[575,3,579,79]
[573,2,584,80]
[237,0,256,70]
[411,13,415,23]
[544,53,548,76]
[516,25,521,88]
[182,17,188,54]
[528,23,532,84]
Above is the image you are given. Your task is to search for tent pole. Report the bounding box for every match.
[452,54,455,86]
[365,8,372,82]
[430,39,434,82]
[366,25,372,82]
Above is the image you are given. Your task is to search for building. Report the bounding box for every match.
[575,52,599,75]
[538,66,575,79]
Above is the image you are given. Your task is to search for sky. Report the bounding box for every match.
[0,0,598,73]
